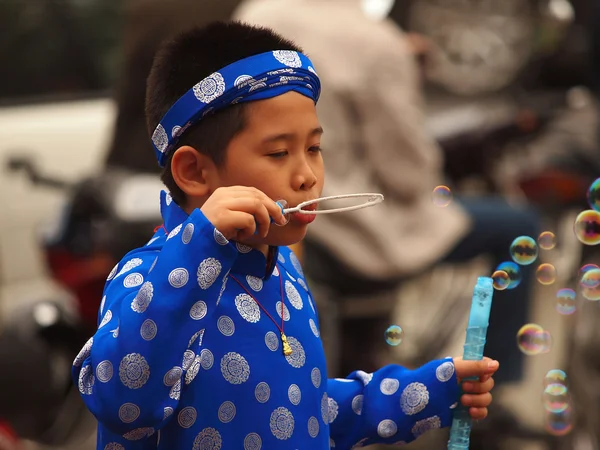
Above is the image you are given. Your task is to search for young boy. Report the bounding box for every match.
[72,21,498,449]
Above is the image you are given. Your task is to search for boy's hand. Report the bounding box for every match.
[201,186,286,240]
[453,357,499,420]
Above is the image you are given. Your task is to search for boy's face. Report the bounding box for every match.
[216,91,325,247]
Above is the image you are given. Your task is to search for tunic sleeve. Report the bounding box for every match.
[326,358,460,448]
[71,209,237,439]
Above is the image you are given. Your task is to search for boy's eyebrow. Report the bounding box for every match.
[262,127,324,143]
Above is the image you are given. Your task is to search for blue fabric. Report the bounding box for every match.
[151,50,321,167]
[72,191,460,449]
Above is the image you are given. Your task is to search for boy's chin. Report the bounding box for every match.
[263,226,308,248]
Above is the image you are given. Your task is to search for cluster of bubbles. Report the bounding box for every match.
[542,369,573,436]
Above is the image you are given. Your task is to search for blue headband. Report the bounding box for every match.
[151,50,321,167]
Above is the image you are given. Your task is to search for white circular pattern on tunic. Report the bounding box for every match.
[218,401,236,423]
[235,294,260,323]
[273,50,302,68]
[168,268,189,288]
[193,72,226,103]
[217,316,235,336]
[197,258,222,289]
[111,326,119,338]
[123,427,154,441]
[235,242,253,253]
[190,301,208,320]
[400,382,430,415]
[104,443,124,450]
[78,364,94,395]
[163,407,174,419]
[265,331,279,352]
[308,295,316,314]
[411,416,441,438]
[321,393,329,424]
[124,273,144,289]
[116,258,143,278]
[182,350,195,371]
[275,301,290,322]
[213,228,229,245]
[107,264,118,281]
[355,371,373,386]
[200,349,214,370]
[286,271,296,283]
[189,329,204,347]
[98,310,112,328]
[284,337,305,368]
[96,360,113,383]
[163,366,182,386]
[289,252,304,276]
[309,319,319,337]
[182,223,194,244]
[255,382,270,403]
[118,403,140,423]
[288,384,301,405]
[169,380,181,400]
[73,337,93,367]
[165,193,173,205]
[220,352,250,384]
[436,361,455,382]
[285,281,303,310]
[380,378,400,395]
[148,256,158,273]
[352,395,364,415]
[186,356,201,385]
[119,353,150,389]
[100,295,107,314]
[178,406,197,428]
[272,266,280,277]
[270,407,294,440]
[192,427,222,450]
[167,224,182,240]
[297,278,308,291]
[244,433,262,450]
[277,253,285,264]
[308,416,319,438]
[216,275,228,306]
[152,124,168,153]
[311,367,321,388]
[131,281,153,313]
[246,275,263,292]
[377,419,398,438]
[140,319,157,341]
[328,397,339,423]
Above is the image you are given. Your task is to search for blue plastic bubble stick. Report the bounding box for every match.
[447,276,494,450]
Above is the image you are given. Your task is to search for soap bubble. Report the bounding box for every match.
[510,236,539,265]
[432,185,452,207]
[544,407,574,436]
[491,270,510,291]
[538,231,556,250]
[581,268,600,301]
[544,369,567,388]
[496,262,522,289]
[384,325,403,346]
[536,263,557,285]
[555,289,576,315]
[587,178,600,212]
[579,263,599,279]
[543,383,570,413]
[574,210,600,245]
[517,323,552,355]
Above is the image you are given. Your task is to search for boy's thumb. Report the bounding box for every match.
[454,358,499,378]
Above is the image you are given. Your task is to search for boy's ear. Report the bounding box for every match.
[170,146,217,198]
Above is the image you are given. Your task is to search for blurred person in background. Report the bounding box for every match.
[234,0,539,388]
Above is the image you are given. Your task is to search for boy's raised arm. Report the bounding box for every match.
[72,208,237,438]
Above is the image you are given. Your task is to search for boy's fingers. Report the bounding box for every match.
[454,358,499,379]
[462,377,495,394]
[469,407,488,420]
[461,392,492,408]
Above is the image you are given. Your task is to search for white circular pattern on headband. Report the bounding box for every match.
[217,316,235,336]
[273,50,302,68]
[288,384,301,405]
[182,223,194,244]
[275,301,290,322]
[190,301,208,320]
[311,367,321,388]
[411,416,441,438]
[243,433,262,450]
[96,360,113,383]
[308,66,318,76]
[377,419,397,438]
[436,361,455,382]
[193,72,226,104]
[192,427,222,450]
[401,382,429,416]
[352,395,363,415]
[265,331,279,352]
[218,401,236,423]
[236,294,261,323]
[119,353,150,389]
[78,364,94,395]
[234,75,253,88]
[131,281,153,313]
[197,258,221,289]
[308,416,319,438]
[163,366,182,387]
[178,406,197,429]
[200,349,214,370]
[270,407,294,440]
[152,124,169,153]
[140,319,157,341]
[284,337,305,368]
[220,352,250,384]
[246,275,263,292]
[171,125,182,138]
[168,268,189,288]
[285,281,303,310]
[123,273,144,289]
[380,378,400,396]
[119,403,140,424]
[255,381,270,403]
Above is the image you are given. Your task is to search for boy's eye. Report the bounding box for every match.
[309,146,323,153]
[267,151,288,158]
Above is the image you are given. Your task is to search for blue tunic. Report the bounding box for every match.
[72,191,460,449]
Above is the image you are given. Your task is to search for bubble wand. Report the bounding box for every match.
[447,276,494,450]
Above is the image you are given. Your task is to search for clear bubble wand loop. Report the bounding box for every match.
[447,277,494,450]
[277,193,384,217]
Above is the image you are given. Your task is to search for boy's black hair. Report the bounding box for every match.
[146,21,302,206]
